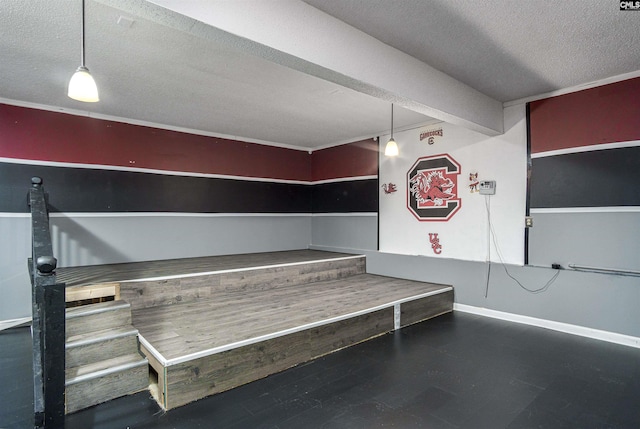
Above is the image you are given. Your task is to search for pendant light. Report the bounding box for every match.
[384,103,398,157]
[68,0,99,102]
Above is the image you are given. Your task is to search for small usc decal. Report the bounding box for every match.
[469,172,480,193]
[407,154,461,221]
[429,233,442,254]
[382,183,397,194]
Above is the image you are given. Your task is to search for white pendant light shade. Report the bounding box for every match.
[385,138,399,157]
[68,0,99,102]
[68,66,99,102]
[384,103,398,156]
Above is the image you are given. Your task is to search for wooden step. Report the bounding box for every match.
[134,276,454,410]
[66,282,120,306]
[65,300,132,338]
[120,255,366,311]
[65,353,148,414]
[66,326,140,369]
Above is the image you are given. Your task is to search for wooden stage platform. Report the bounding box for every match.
[58,250,453,410]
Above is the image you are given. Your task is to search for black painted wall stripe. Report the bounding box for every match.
[525,102,532,265]
[1,162,379,214]
[0,163,310,213]
[311,179,379,213]
[530,146,640,208]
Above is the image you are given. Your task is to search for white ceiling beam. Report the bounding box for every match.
[108,0,504,136]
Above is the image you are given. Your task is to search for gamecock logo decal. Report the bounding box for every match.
[407,154,461,221]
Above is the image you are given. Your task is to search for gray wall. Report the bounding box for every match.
[311,215,378,251]
[0,216,32,322]
[49,214,312,266]
[7,210,639,339]
[311,243,640,338]
[528,211,640,271]
[1,214,311,321]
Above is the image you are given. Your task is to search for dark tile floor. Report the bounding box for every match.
[2,312,640,428]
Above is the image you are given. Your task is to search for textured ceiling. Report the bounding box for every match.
[303,0,640,102]
[0,0,638,150]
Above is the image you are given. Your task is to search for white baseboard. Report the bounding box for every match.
[5,307,638,349]
[0,317,32,331]
[454,304,640,349]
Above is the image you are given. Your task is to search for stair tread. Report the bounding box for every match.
[66,325,138,347]
[66,352,147,383]
[65,358,149,413]
[66,300,130,319]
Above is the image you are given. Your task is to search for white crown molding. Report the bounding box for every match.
[504,69,640,107]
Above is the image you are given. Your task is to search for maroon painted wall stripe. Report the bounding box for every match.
[529,77,640,154]
[0,104,311,182]
[311,138,379,181]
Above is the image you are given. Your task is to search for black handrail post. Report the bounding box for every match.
[29,177,65,428]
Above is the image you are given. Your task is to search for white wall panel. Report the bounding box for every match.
[379,104,527,264]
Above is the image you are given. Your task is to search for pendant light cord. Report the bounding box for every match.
[80,0,86,67]
[390,103,394,140]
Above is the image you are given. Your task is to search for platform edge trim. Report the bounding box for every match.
[65,301,130,319]
[163,286,453,366]
[117,255,366,283]
[65,358,148,386]
[138,334,168,366]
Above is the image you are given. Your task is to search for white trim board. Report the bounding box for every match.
[311,212,377,217]
[0,156,304,184]
[0,157,377,186]
[0,317,32,331]
[454,304,640,349]
[47,212,313,218]
[531,140,640,159]
[311,175,377,185]
[0,212,379,218]
[530,207,640,214]
[118,254,365,284]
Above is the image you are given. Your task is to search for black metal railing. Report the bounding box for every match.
[28,177,65,428]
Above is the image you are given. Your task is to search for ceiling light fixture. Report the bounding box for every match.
[384,103,398,157]
[68,0,99,102]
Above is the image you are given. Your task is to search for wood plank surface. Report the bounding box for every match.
[133,274,451,362]
[140,342,166,408]
[57,250,359,287]
[65,302,132,338]
[65,358,148,414]
[58,250,454,412]
[66,332,139,369]
[65,283,120,303]
[164,308,394,409]
[400,290,454,328]
[120,257,365,311]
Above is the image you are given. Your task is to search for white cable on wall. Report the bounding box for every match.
[484,194,560,294]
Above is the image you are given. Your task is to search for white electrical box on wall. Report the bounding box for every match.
[479,180,496,195]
